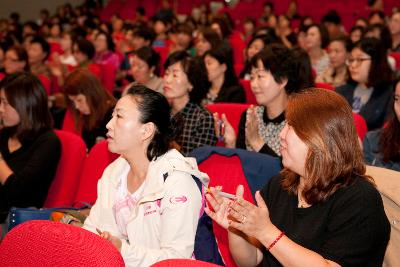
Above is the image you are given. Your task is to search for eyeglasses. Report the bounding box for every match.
[345,57,371,66]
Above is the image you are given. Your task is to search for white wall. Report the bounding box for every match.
[0,0,84,22]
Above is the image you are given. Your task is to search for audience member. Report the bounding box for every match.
[206,88,390,267]
[64,69,116,150]
[336,37,393,129]
[215,44,302,157]
[0,72,61,228]
[305,24,331,76]
[163,51,216,155]
[203,46,245,104]
[316,36,351,87]
[83,85,206,266]
[363,78,400,171]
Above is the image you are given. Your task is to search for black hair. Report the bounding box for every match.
[125,85,174,161]
[0,72,52,143]
[95,30,115,52]
[321,10,342,25]
[133,27,156,45]
[351,37,393,88]
[131,46,160,76]
[204,45,238,89]
[307,23,330,49]
[330,35,353,52]
[30,35,50,61]
[211,16,232,39]
[74,38,95,59]
[23,21,40,34]
[290,47,315,90]
[365,23,392,51]
[136,6,145,16]
[251,44,303,94]
[164,51,210,104]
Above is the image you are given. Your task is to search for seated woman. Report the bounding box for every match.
[240,33,280,80]
[72,39,102,79]
[0,72,61,227]
[215,44,303,157]
[163,51,217,155]
[305,23,330,76]
[93,30,121,70]
[195,27,223,57]
[83,85,207,266]
[363,78,400,171]
[2,46,29,78]
[203,46,245,104]
[64,69,116,150]
[316,36,351,87]
[206,88,390,267]
[123,46,163,95]
[336,37,393,130]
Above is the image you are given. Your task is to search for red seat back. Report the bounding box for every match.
[0,220,125,267]
[61,109,81,135]
[37,74,51,95]
[205,103,250,141]
[353,112,368,141]
[239,79,257,105]
[389,52,400,70]
[74,141,118,206]
[44,130,86,207]
[198,154,255,267]
[315,82,335,91]
[99,63,117,94]
[151,259,222,267]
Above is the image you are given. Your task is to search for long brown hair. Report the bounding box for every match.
[281,88,373,204]
[380,80,400,162]
[64,68,116,131]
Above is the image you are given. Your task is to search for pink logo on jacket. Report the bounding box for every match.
[169,195,188,204]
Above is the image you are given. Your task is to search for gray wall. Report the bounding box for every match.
[0,0,85,22]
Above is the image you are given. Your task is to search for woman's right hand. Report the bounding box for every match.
[205,185,244,230]
[213,112,236,148]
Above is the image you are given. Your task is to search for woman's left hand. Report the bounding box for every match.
[228,191,273,240]
[99,231,122,251]
[245,106,264,151]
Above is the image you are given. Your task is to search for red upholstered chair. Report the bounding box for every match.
[206,103,250,146]
[353,112,368,141]
[151,259,222,267]
[315,82,335,91]
[0,220,125,267]
[239,79,257,105]
[37,74,51,95]
[61,109,81,135]
[99,63,117,94]
[74,141,119,207]
[44,130,87,207]
[389,52,400,70]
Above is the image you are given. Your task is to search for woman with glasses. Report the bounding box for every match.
[336,37,393,130]
[3,46,29,76]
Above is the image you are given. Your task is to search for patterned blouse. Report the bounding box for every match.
[172,102,217,155]
[237,106,285,157]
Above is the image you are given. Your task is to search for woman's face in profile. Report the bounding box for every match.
[195,33,211,56]
[106,95,144,154]
[204,55,226,83]
[279,123,309,176]
[130,55,152,84]
[0,90,20,127]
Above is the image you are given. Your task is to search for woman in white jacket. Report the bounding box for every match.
[83,85,208,266]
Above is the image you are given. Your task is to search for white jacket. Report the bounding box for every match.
[83,149,209,267]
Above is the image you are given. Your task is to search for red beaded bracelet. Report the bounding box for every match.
[267,231,285,251]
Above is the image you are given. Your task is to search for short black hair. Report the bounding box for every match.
[74,38,95,59]
[133,27,156,45]
[164,51,210,104]
[125,85,173,161]
[251,44,303,94]
[0,72,52,143]
[322,10,342,25]
[30,35,50,61]
[132,46,160,76]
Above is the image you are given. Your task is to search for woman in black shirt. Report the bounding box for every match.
[206,88,390,266]
[0,72,61,225]
[64,68,116,150]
